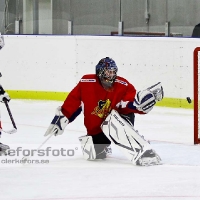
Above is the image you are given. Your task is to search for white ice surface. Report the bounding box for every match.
[0,100,200,200]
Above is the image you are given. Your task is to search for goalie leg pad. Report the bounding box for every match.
[79,134,111,160]
[79,135,96,160]
[101,109,161,166]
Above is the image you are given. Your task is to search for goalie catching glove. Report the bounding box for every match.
[133,82,164,113]
[44,106,69,136]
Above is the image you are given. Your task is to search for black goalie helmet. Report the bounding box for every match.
[96,57,118,90]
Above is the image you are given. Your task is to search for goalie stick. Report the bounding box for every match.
[22,128,56,163]
[22,111,65,163]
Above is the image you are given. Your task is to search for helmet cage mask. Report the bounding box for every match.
[96,57,118,90]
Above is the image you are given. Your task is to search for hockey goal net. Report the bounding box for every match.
[194,47,200,144]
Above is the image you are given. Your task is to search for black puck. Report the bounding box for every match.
[186,97,192,104]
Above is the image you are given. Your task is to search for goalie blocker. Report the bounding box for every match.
[101,109,161,166]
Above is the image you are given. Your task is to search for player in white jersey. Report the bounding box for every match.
[0,34,12,155]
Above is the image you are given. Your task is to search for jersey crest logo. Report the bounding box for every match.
[92,99,111,118]
[81,79,96,82]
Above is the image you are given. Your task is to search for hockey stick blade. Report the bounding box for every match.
[21,129,56,165]
[0,128,17,134]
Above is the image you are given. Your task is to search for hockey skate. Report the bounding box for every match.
[136,149,161,166]
[0,142,10,156]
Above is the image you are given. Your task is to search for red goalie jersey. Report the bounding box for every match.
[61,74,143,136]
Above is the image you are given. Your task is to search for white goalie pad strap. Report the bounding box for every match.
[101,109,152,165]
[79,135,96,160]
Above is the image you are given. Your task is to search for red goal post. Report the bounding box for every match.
[194,47,200,144]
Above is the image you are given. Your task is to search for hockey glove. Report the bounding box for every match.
[44,106,69,136]
[0,92,10,103]
[0,85,10,102]
[0,33,5,50]
[133,90,156,113]
[147,82,164,101]
[133,82,164,114]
